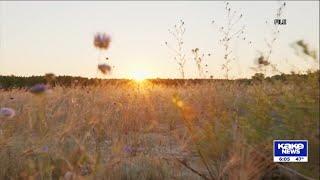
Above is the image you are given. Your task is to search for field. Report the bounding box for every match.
[0,73,319,180]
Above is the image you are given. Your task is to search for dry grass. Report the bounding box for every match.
[0,74,319,180]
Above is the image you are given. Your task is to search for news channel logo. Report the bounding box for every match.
[273,140,308,162]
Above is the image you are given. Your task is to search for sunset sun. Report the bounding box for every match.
[131,71,149,81]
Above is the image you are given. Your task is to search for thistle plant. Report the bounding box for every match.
[29,84,49,135]
[0,107,16,119]
[93,33,112,78]
[97,64,111,75]
[165,20,187,79]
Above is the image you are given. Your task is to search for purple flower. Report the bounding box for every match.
[29,84,48,94]
[123,146,133,154]
[98,64,112,74]
[94,33,111,50]
[0,107,16,118]
[41,146,49,152]
[123,145,144,155]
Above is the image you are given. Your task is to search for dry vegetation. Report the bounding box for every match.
[0,73,319,180]
[0,1,319,179]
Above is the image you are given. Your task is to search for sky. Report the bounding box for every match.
[0,1,319,79]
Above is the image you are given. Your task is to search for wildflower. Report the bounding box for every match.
[29,84,48,94]
[123,146,133,154]
[0,107,15,118]
[98,64,112,74]
[41,146,49,153]
[94,33,111,50]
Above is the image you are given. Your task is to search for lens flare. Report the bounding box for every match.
[131,71,149,82]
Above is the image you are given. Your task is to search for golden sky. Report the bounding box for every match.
[0,1,319,79]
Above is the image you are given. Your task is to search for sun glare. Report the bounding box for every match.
[131,71,149,82]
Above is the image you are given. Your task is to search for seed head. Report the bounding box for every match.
[98,64,112,74]
[257,56,270,66]
[94,33,111,50]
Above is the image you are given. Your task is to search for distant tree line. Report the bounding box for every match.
[0,75,131,89]
[0,71,318,89]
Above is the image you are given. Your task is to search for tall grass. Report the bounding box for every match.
[0,73,318,179]
[0,1,318,179]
